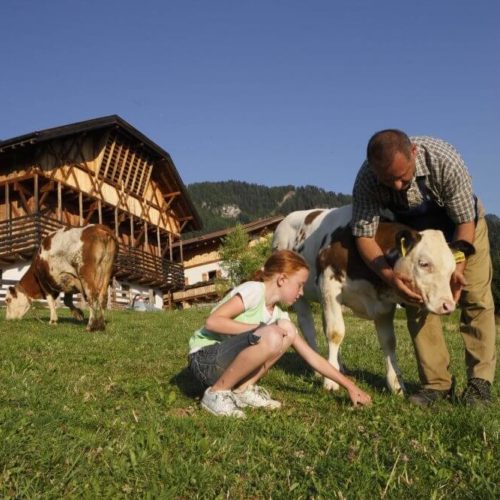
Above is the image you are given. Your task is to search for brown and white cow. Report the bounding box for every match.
[272,205,474,394]
[5,224,118,331]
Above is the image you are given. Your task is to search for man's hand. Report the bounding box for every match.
[391,272,423,304]
[450,269,467,303]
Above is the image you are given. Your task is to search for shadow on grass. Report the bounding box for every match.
[170,366,205,398]
[275,352,421,395]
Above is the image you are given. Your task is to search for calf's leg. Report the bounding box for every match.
[46,294,58,325]
[374,309,405,395]
[319,270,345,391]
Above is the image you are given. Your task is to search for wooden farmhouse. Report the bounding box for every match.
[172,215,284,308]
[0,115,201,309]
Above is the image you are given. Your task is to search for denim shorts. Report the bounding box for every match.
[188,328,261,387]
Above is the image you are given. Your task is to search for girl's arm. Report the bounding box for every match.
[204,295,260,335]
[291,333,372,406]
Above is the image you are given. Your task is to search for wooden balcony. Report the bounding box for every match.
[0,214,184,290]
[172,280,219,306]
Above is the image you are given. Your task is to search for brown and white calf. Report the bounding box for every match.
[272,205,474,394]
[5,224,118,331]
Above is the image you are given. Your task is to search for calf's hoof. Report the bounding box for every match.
[72,310,85,321]
[86,320,106,332]
[49,320,58,325]
[387,375,406,396]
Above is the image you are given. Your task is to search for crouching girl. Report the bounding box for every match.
[188,249,371,417]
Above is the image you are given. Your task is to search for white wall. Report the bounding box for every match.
[184,260,226,285]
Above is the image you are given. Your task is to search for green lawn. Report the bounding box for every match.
[0,306,498,498]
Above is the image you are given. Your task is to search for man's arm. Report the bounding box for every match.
[355,236,423,303]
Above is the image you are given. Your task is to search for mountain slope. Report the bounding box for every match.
[186,180,351,236]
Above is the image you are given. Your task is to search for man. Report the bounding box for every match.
[352,129,496,406]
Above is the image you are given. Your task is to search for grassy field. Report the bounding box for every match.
[0,306,498,499]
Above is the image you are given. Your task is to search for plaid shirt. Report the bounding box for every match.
[352,136,476,237]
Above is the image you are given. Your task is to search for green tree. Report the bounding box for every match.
[218,225,273,294]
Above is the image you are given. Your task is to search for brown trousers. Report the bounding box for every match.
[406,216,497,390]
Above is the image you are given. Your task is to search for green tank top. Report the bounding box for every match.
[188,282,289,353]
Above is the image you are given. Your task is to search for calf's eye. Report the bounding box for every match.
[418,260,430,269]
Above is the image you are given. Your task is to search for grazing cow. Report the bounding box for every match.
[5,224,118,331]
[272,205,474,394]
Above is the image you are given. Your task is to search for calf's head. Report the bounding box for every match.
[393,229,474,315]
[5,286,31,320]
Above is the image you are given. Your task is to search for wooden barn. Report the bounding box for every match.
[172,215,284,308]
[0,115,201,309]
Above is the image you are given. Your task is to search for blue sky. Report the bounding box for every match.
[2,1,499,214]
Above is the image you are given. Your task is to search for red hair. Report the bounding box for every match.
[251,250,309,282]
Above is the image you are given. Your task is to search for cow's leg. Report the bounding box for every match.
[46,294,58,325]
[79,283,105,332]
[319,270,345,391]
[374,309,405,396]
[63,293,85,321]
[293,297,318,351]
[85,293,104,331]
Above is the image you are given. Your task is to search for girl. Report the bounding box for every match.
[188,249,371,417]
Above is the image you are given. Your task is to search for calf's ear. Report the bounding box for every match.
[395,230,422,257]
[449,240,475,258]
[8,286,17,298]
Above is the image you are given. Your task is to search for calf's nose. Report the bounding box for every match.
[441,300,456,315]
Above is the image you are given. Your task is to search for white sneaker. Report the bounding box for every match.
[201,387,246,418]
[233,385,282,409]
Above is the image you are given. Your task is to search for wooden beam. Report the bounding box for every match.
[14,182,31,215]
[101,138,117,179]
[5,183,9,218]
[79,191,83,226]
[114,206,119,237]
[57,182,62,222]
[98,200,102,224]
[130,215,134,246]
[34,174,39,213]
[157,226,161,257]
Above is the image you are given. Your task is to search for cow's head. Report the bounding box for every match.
[393,229,475,315]
[5,285,31,320]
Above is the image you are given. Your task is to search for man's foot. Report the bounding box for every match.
[408,387,453,407]
[233,385,282,409]
[200,387,246,418]
[460,378,491,406]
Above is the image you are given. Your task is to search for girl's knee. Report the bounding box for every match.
[259,326,287,355]
[260,322,297,354]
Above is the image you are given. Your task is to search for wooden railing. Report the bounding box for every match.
[172,281,218,304]
[0,214,64,261]
[0,214,184,290]
[115,245,184,289]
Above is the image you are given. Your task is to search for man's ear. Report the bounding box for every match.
[395,230,422,257]
[449,240,475,258]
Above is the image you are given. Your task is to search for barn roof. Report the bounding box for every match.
[0,115,202,231]
[178,215,284,251]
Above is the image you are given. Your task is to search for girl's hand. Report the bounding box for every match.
[347,386,372,406]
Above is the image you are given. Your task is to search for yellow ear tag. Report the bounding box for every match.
[399,237,407,257]
[453,250,466,264]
